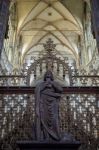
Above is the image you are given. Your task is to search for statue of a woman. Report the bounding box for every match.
[35,71,63,141]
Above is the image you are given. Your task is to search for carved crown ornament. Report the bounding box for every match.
[43,38,56,54]
[42,38,56,70]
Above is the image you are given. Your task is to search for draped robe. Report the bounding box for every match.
[35,81,63,141]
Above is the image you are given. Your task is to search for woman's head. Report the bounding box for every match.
[44,70,54,81]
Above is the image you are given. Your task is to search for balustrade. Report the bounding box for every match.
[0,87,99,150]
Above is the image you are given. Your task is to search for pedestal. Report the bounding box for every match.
[17,141,81,150]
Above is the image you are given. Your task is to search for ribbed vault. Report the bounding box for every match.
[11,0,84,67]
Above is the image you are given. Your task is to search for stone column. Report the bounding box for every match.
[0,0,10,57]
[91,0,99,53]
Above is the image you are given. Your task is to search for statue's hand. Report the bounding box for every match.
[45,81,52,87]
[45,82,49,87]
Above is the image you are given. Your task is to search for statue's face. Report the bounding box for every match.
[46,73,52,80]
[46,72,51,78]
[45,71,53,81]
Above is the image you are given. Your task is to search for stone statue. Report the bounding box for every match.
[35,70,63,141]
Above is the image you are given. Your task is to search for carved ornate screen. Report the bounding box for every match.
[0,92,98,150]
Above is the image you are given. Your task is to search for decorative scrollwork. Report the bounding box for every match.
[0,92,98,150]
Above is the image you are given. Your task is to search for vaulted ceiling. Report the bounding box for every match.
[12,0,85,66]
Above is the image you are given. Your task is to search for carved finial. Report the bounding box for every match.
[43,38,56,53]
